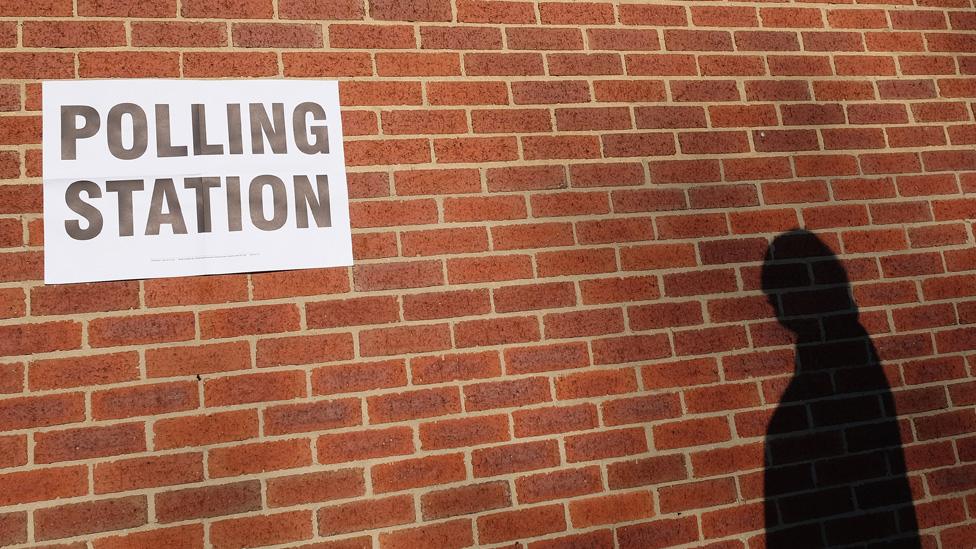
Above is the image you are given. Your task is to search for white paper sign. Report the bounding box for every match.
[42,79,352,284]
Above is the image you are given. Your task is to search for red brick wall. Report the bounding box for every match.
[1,0,975,547]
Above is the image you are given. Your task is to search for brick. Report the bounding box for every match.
[618,516,700,549]
[421,26,503,50]
[263,398,361,435]
[508,27,583,50]
[654,417,731,449]
[494,282,575,313]
[513,405,598,438]
[411,351,501,385]
[360,324,452,357]
[368,387,460,423]
[627,54,697,76]
[372,453,466,492]
[0,53,74,79]
[517,466,603,504]
[447,255,534,284]
[317,427,414,464]
[91,525,203,549]
[419,414,510,450]
[35,423,145,464]
[210,511,313,548]
[379,519,474,549]
[209,438,311,478]
[401,226,489,256]
[318,495,414,536]
[428,81,509,106]
[89,313,194,348]
[488,166,566,192]
[181,0,270,17]
[252,267,349,299]
[566,428,648,462]
[454,316,540,347]
[144,275,247,307]
[588,29,660,51]
[0,466,87,506]
[548,53,623,76]
[183,52,277,77]
[146,341,250,378]
[307,296,399,329]
[29,352,139,391]
[313,359,406,395]
[435,136,519,163]
[204,370,305,407]
[512,80,590,104]
[370,0,451,21]
[24,21,126,47]
[458,0,536,24]
[340,82,422,106]
[154,409,258,450]
[278,0,362,19]
[94,453,203,494]
[283,52,373,77]
[464,377,551,411]
[232,23,321,48]
[633,108,705,133]
[421,481,511,520]
[478,505,567,544]
[769,55,832,76]
[556,368,640,399]
[34,496,147,542]
[92,381,198,420]
[465,53,545,76]
[376,52,461,76]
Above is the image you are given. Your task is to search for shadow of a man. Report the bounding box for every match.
[761,229,920,548]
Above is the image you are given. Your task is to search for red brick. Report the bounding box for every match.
[428,81,509,106]
[544,308,625,339]
[283,52,373,77]
[411,351,501,385]
[92,381,198,420]
[0,466,87,506]
[419,414,510,450]
[209,438,311,478]
[232,22,321,48]
[330,24,416,49]
[88,313,193,348]
[145,341,250,378]
[454,316,540,347]
[494,282,575,313]
[154,410,258,450]
[278,0,363,19]
[210,511,313,548]
[627,54,698,76]
[263,398,361,435]
[34,496,148,542]
[370,0,450,21]
[421,481,511,520]
[660,478,738,513]
[517,466,603,504]
[379,519,474,549]
[618,516,701,549]
[513,405,598,438]
[376,52,461,76]
[92,524,203,549]
[372,453,466,492]
[654,417,731,449]
[181,0,270,17]
[478,505,567,544]
[512,80,591,104]
[354,260,443,291]
[360,324,452,357]
[94,453,203,494]
[35,423,145,464]
[367,387,460,423]
[312,359,406,395]
[340,82,422,106]
[183,52,277,77]
[318,495,414,536]
[401,226,489,256]
[465,53,545,76]
[204,370,306,407]
[464,377,551,411]
[421,26,503,50]
[317,427,414,464]
[29,352,138,391]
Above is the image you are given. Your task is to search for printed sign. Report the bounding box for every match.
[42,80,352,284]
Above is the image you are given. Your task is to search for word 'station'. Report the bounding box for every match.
[42,80,352,284]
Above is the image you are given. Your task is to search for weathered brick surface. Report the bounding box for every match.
[1,1,975,547]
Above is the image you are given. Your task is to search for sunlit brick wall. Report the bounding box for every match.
[1,0,975,547]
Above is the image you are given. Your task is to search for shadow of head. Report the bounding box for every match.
[761,229,857,335]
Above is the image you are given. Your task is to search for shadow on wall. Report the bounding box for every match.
[761,230,920,548]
